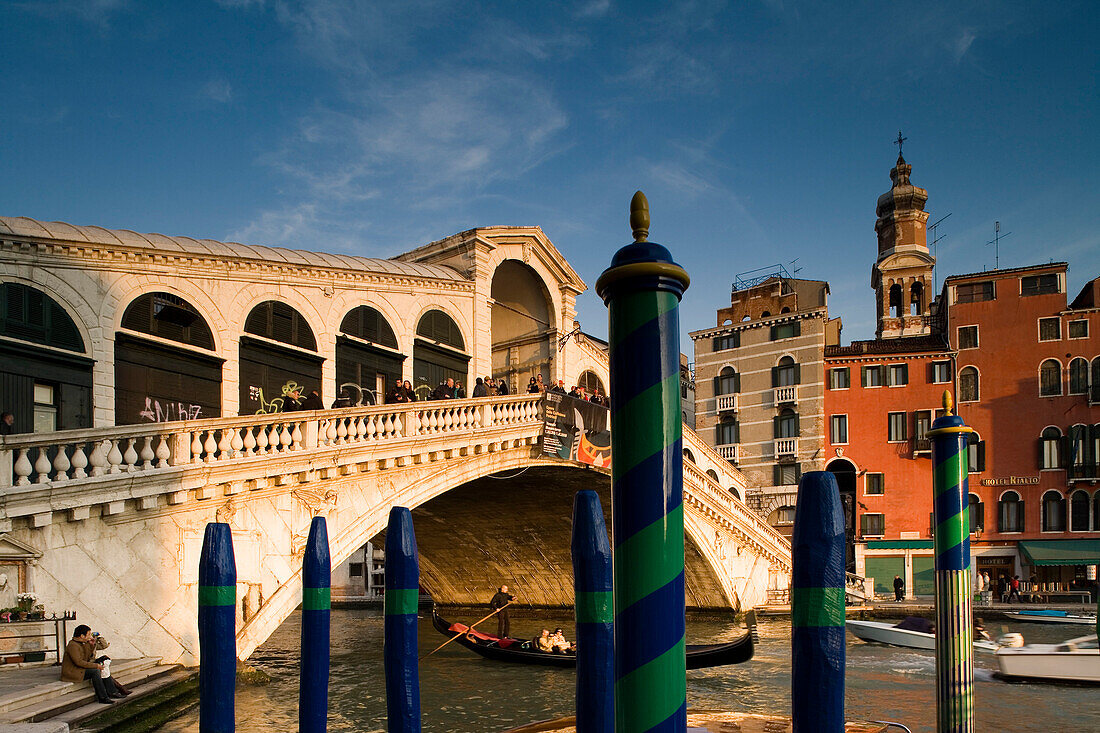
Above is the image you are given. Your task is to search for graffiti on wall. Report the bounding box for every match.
[139,397,203,423]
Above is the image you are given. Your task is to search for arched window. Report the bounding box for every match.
[1070,490,1090,532]
[1040,427,1062,469]
[775,408,799,438]
[966,431,986,472]
[1069,357,1089,394]
[121,292,214,349]
[1068,424,1087,478]
[414,310,468,395]
[780,306,791,314]
[774,356,799,387]
[1041,490,1066,532]
[0,282,85,353]
[771,505,796,526]
[958,366,979,402]
[968,493,984,533]
[1093,357,1100,401]
[244,300,317,350]
[416,309,464,350]
[1039,359,1062,396]
[705,469,719,483]
[716,366,739,395]
[340,305,398,349]
[998,491,1024,533]
[578,370,605,395]
[761,311,771,318]
[889,283,902,318]
[683,448,696,464]
[910,282,923,316]
[729,486,741,501]
[715,418,739,445]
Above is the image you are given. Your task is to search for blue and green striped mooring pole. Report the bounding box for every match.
[198,522,236,733]
[790,471,846,732]
[384,506,421,733]
[927,391,975,732]
[300,516,331,733]
[572,489,614,733]
[596,191,690,733]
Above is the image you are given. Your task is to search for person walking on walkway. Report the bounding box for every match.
[489,585,516,639]
[1007,575,1022,603]
[893,574,905,602]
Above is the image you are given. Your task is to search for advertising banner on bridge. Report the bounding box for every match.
[542,393,611,468]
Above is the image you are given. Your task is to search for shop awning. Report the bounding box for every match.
[1018,540,1100,566]
[864,540,934,550]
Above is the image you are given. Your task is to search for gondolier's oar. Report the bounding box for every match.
[423,601,514,658]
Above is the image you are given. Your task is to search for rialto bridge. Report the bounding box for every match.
[0,217,791,666]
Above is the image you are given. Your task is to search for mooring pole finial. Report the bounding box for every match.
[630,191,650,242]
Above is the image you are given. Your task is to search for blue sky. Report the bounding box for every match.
[3,1,1098,352]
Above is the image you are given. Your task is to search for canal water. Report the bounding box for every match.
[157,609,1099,732]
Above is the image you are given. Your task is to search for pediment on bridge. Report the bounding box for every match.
[0,534,42,560]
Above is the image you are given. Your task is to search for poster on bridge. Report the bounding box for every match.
[542,393,611,468]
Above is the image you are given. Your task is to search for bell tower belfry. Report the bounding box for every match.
[871,144,935,339]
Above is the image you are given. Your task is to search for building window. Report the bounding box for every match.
[32,382,58,434]
[958,325,978,349]
[713,333,740,351]
[1068,424,1087,476]
[910,282,924,315]
[1041,491,1066,532]
[998,491,1024,532]
[1093,358,1100,402]
[955,281,994,303]
[773,356,800,387]
[914,410,932,440]
[1038,317,1061,342]
[888,412,907,442]
[1070,490,1090,532]
[716,419,739,445]
[862,364,884,387]
[716,366,739,395]
[1069,358,1089,395]
[860,513,885,537]
[958,366,979,402]
[866,473,884,495]
[1021,273,1060,296]
[349,562,364,577]
[1039,359,1062,396]
[888,284,903,318]
[969,493,984,533]
[773,463,801,486]
[830,415,848,444]
[887,363,909,386]
[932,361,952,384]
[1068,319,1088,339]
[774,409,799,438]
[770,321,801,340]
[775,506,797,525]
[966,432,986,473]
[1041,427,1062,469]
[829,367,850,390]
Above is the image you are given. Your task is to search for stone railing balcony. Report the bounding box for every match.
[773,386,796,405]
[911,437,932,455]
[716,394,738,413]
[774,437,798,458]
[717,444,739,463]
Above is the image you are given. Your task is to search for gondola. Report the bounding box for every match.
[431,607,757,669]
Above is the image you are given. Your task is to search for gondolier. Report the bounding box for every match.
[489,585,516,638]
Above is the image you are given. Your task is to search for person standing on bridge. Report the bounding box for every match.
[489,585,516,639]
[472,377,488,397]
[497,378,509,396]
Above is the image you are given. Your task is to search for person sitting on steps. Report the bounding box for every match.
[61,625,124,704]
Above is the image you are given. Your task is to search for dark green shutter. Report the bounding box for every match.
[793,413,800,435]
[771,367,780,387]
[773,415,782,438]
[713,376,721,396]
[733,372,741,393]
[793,364,801,384]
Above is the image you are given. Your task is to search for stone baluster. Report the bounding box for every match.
[242,426,257,455]
[89,441,108,477]
[203,431,218,463]
[428,410,438,433]
[335,417,348,444]
[406,409,420,437]
[324,419,337,445]
[266,423,280,453]
[14,449,32,486]
[353,415,365,442]
[190,431,203,461]
[122,438,139,471]
[383,413,394,438]
[140,436,156,469]
[230,428,245,458]
[34,448,52,483]
[291,421,303,449]
[217,430,233,460]
[392,413,402,438]
[52,444,72,482]
[255,425,270,454]
[155,435,172,468]
[71,443,89,479]
[279,423,293,452]
[443,409,453,432]
[107,440,124,474]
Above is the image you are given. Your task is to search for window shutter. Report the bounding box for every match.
[794,463,802,483]
[773,415,781,439]
[859,513,868,535]
[974,501,984,531]
[713,376,721,397]
[1018,499,1025,532]
[793,413,800,435]
[1059,436,1070,468]
[771,367,780,387]
[861,366,869,387]
[793,321,801,337]
[793,364,801,384]
[1037,438,1046,471]
[715,425,723,444]
[769,325,777,341]
[773,465,781,486]
[976,441,987,472]
[733,372,741,393]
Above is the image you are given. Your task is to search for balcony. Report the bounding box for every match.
[717,444,739,463]
[911,437,931,455]
[773,385,797,405]
[716,394,738,413]
[774,437,798,458]
[1068,464,1099,481]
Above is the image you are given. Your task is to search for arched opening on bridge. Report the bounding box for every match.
[116,292,222,424]
[490,260,552,394]
[413,309,469,400]
[683,448,696,464]
[239,300,323,414]
[826,458,858,571]
[577,370,604,395]
[337,305,404,406]
[0,282,91,432]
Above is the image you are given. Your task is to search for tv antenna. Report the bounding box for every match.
[788,258,802,277]
[986,221,1011,270]
[928,213,951,290]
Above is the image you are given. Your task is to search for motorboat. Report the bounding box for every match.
[994,634,1100,684]
[1002,609,1098,625]
[846,618,999,653]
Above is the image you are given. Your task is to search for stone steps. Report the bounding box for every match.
[61,668,196,732]
[0,658,178,724]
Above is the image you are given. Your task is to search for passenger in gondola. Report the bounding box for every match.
[550,627,573,654]
[534,628,554,652]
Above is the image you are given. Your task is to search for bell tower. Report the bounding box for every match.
[871,141,935,339]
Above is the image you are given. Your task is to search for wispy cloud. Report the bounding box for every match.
[200,79,233,104]
[11,0,129,28]
[575,0,611,18]
[951,30,976,63]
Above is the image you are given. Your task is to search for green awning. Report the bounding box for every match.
[864,540,934,550]
[1019,540,1100,566]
